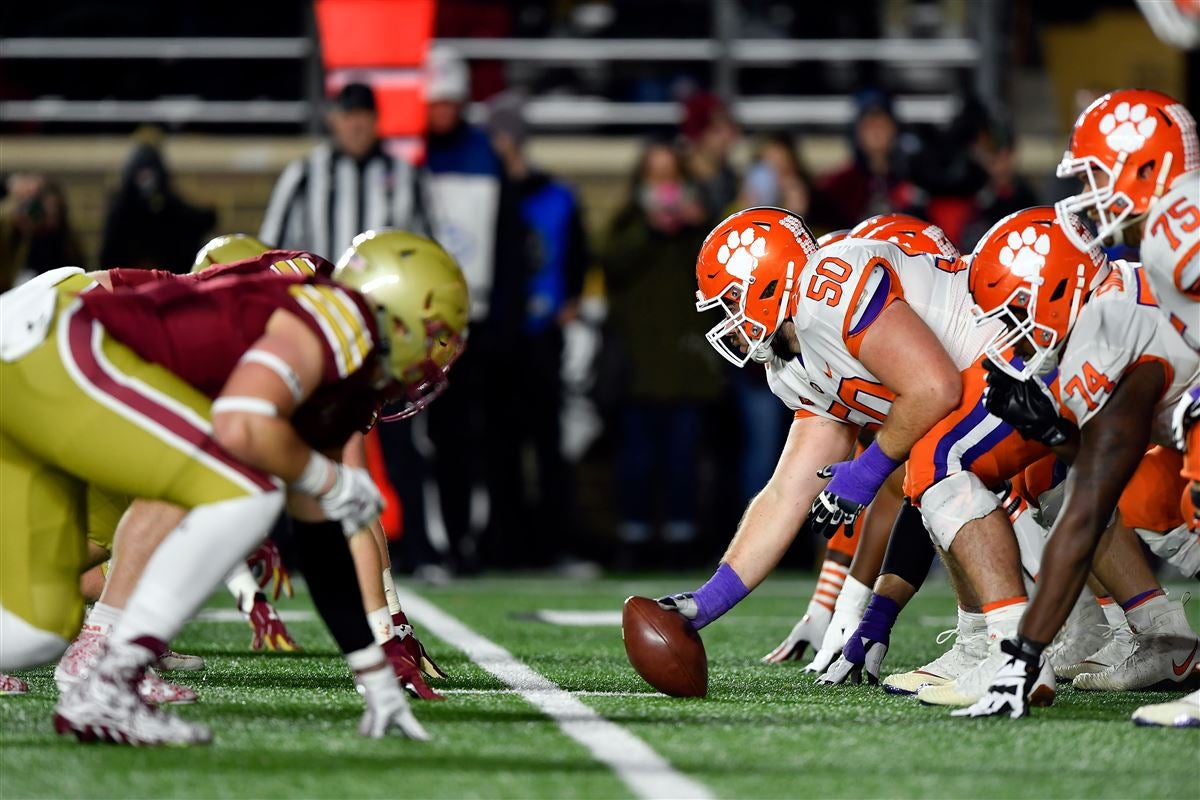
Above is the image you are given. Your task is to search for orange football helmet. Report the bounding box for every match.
[849,213,961,259]
[1057,88,1199,251]
[968,206,1109,380]
[695,207,819,366]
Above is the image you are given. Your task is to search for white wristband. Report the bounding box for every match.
[292,451,335,496]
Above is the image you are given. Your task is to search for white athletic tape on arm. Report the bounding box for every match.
[211,396,279,417]
[241,349,304,404]
[292,450,335,496]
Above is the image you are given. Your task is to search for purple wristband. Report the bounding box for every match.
[828,440,903,506]
[690,563,749,630]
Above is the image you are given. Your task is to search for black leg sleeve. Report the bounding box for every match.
[880,500,936,591]
[291,518,374,655]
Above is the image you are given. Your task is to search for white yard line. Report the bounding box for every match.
[195,609,315,623]
[395,587,714,800]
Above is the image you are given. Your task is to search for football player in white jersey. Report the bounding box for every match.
[956,205,1200,720]
[652,207,1067,709]
[1041,87,1200,726]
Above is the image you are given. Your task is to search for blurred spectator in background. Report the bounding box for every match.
[0,173,83,290]
[406,46,529,577]
[681,93,740,218]
[959,121,1039,249]
[820,90,925,229]
[99,132,215,272]
[601,141,723,565]
[260,82,434,257]
[487,90,590,568]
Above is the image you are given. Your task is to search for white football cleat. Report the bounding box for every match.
[1131,690,1200,728]
[154,649,206,672]
[763,606,832,664]
[56,628,197,705]
[1074,603,1199,691]
[883,623,988,695]
[1056,616,1134,681]
[54,641,211,746]
[917,639,1055,708]
[0,674,29,695]
[1046,594,1110,678]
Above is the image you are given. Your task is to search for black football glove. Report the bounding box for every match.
[982,360,1076,447]
[952,636,1046,719]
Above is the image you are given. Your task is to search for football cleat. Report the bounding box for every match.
[245,592,300,652]
[154,649,206,672]
[1055,618,1134,681]
[56,628,197,705]
[1045,595,1110,678]
[883,623,989,695]
[54,641,211,746]
[0,674,29,695]
[1131,689,1200,728]
[393,614,448,680]
[763,606,833,664]
[1073,603,1199,691]
[918,638,1055,708]
[382,636,443,700]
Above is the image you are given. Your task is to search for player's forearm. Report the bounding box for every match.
[874,385,959,460]
[1020,505,1105,644]
[213,413,320,486]
[723,482,817,589]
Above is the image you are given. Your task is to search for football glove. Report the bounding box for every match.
[804,608,861,675]
[355,664,430,740]
[382,636,444,701]
[394,614,449,680]
[762,608,831,664]
[817,630,889,686]
[246,539,293,601]
[656,593,699,621]
[982,361,1075,447]
[319,464,384,536]
[1170,385,1200,453]
[246,592,300,652]
[804,442,901,540]
[952,637,1045,719]
[805,479,865,541]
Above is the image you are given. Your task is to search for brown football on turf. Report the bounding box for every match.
[622,595,708,698]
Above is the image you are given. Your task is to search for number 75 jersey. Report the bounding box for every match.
[765,238,1000,428]
[1054,260,1200,447]
[1141,168,1199,351]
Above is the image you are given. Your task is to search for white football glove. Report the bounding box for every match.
[356,664,430,740]
[803,576,871,675]
[762,607,832,664]
[319,464,384,536]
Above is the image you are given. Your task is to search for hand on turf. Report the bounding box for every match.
[246,539,293,601]
[356,664,430,740]
[951,637,1042,720]
[247,593,300,652]
[982,361,1075,447]
[1170,385,1200,452]
[656,593,699,621]
[319,465,384,535]
[817,634,888,686]
[804,612,858,674]
[762,613,823,663]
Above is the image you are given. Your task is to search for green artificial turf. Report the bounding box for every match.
[2,574,1197,799]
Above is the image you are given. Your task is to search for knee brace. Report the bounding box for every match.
[918,471,1001,551]
[1137,524,1200,579]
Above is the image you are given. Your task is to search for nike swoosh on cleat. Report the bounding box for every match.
[1171,642,1198,677]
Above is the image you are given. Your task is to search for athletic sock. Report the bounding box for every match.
[84,602,121,636]
[1123,590,1168,632]
[958,607,987,639]
[224,563,261,614]
[382,568,402,616]
[367,605,394,645]
[1097,596,1129,633]
[982,596,1028,644]
[809,559,848,614]
[111,493,282,647]
[690,563,750,630]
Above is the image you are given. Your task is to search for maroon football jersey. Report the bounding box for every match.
[81,271,380,450]
[106,250,335,290]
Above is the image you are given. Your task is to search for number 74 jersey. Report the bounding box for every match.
[765,238,1000,428]
[1053,259,1200,446]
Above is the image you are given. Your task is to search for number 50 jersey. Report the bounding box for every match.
[765,238,1002,428]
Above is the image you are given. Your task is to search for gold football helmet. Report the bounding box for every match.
[191,234,272,273]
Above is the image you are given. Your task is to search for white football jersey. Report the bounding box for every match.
[765,238,1002,427]
[1055,260,1200,446]
[1141,169,1199,351]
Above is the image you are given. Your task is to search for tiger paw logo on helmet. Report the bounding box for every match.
[717,228,767,282]
[999,227,1052,280]
[1099,102,1157,153]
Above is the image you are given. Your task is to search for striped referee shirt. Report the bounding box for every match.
[259,141,435,260]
